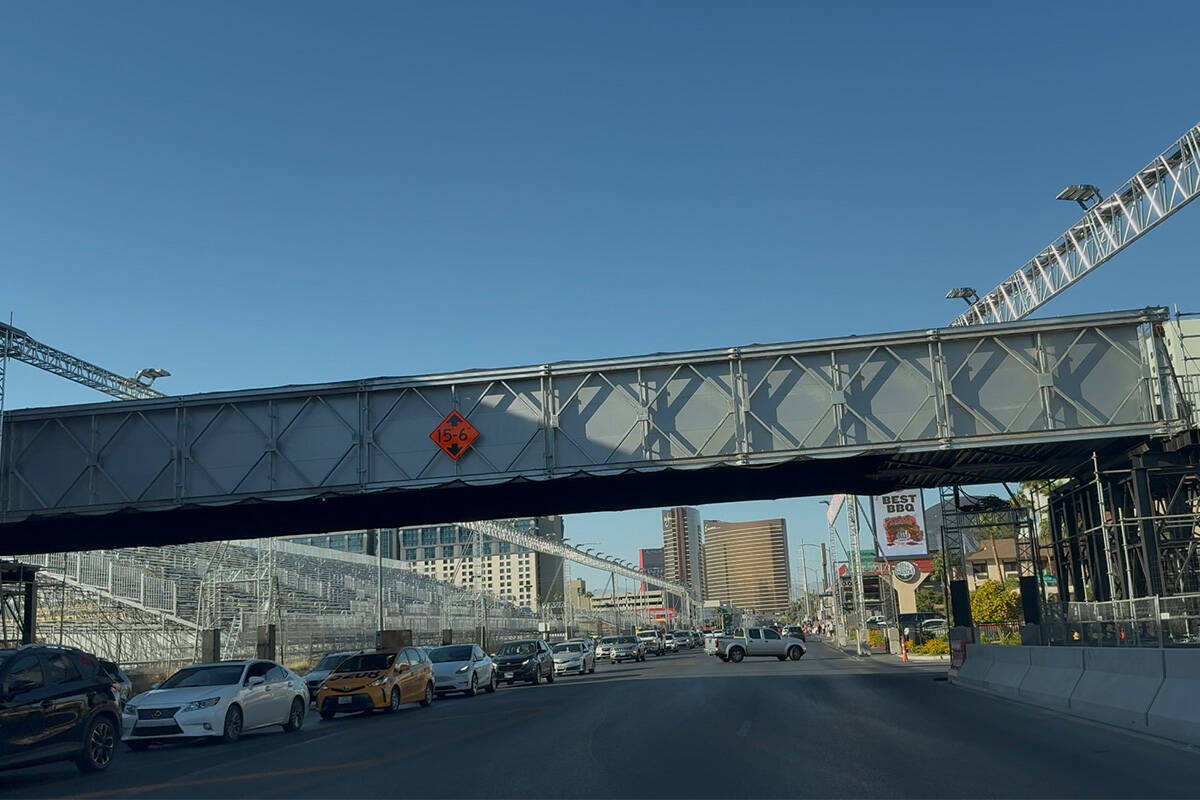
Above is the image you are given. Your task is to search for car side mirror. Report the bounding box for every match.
[247,676,266,687]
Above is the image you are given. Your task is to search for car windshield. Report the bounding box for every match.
[497,642,536,656]
[600,636,620,644]
[429,645,474,663]
[553,643,583,653]
[315,653,354,671]
[334,653,395,672]
[615,636,636,644]
[160,664,245,688]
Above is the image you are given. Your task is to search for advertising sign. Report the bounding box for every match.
[871,491,929,558]
[826,494,846,526]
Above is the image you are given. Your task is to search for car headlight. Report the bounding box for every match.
[180,698,221,713]
[521,658,532,666]
[124,704,139,715]
[456,664,470,674]
[368,676,389,687]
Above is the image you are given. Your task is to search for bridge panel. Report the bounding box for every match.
[0,308,1183,554]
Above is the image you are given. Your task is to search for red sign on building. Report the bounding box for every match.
[429,411,479,460]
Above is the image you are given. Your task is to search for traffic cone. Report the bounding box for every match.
[900,636,910,663]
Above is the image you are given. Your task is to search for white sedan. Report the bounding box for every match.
[122,660,307,749]
[429,643,497,696]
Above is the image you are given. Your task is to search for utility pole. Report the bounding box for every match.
[799,546,811,621]
[847,496,867,656]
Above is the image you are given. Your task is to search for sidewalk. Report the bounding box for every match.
[816,636,948,664]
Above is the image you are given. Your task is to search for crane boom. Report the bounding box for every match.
[0,321,165,401]
[950,122,1200,327]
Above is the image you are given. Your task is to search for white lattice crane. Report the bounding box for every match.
[0,320,168,411]
[950,122,1200,326]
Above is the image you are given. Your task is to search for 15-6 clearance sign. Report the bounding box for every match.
[871,491,928,559]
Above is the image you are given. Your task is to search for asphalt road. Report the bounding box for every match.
[4,642,1200,799]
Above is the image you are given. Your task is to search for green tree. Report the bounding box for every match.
[970,580,1022,623]
[915,587,944,613]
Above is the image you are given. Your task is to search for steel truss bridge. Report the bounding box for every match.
[0,307,1187,555]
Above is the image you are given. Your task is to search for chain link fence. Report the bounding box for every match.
[1042,593,1200,647]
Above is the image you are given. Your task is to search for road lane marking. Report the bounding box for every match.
[73,759,386,798]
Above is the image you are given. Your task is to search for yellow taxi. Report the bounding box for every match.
[316,647,435,719]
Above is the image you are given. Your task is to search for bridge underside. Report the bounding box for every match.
[0,434,1147,555]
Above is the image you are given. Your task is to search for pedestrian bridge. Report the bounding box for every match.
[0,307,1186,554]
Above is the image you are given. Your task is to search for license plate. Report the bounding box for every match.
[338,696,351,704]
[504,672,513,679]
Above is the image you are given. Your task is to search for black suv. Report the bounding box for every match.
[0,644,122,774]
[492,639,555,686]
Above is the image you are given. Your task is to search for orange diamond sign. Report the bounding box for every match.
[430,411,479,460]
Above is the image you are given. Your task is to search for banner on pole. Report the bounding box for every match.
[826,494,846,526]
[870,491,929,558]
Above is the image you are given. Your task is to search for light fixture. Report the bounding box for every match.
[945,287,979,305]
[134,367,171,386]
[1056,184,1102,211]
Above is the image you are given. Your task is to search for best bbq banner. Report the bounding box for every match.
[870,491,928,559]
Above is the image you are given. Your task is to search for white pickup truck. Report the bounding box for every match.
[714,627,806,662]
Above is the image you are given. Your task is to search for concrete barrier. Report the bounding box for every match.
[953,643,995,689]
[980,644,1030,698]
[1068,647,1164,729]
[1146,649,1200,746]
[1017,646,1083,710]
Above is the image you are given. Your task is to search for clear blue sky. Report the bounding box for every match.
[2,2,1196,591]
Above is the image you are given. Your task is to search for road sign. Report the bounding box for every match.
[429,411,479,460]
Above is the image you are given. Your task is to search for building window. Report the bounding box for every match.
[971,562,989,577]
[402,531,418,547]
[404,549,417,561]
[498,542,511,554]
[423,547,436,560]
[440,546,454,558]
[1002,561,1019,574]
[421,529,437,546]
[482,543,492,556]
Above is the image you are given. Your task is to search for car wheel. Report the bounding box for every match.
[420,683,435,707]
[467,674,479,697]
[387,687,402,713]
[487,671,498,693]
[126,740,151,752]
[75,715,117,773]
[546,666,555,684]
[788,646,804,661]
[530,669,540,685]
[589,662,595,674]
[283,697,306,731]
[728,647,745,663]
[221,705,243,743]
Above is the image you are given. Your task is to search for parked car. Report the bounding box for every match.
[689,631,704,648]
[551,641,595,676]
[429,644,496,696]
[636,630,665,656]
[671,630,693,649]
[317,648,435,718]
[0,644,122,774]
[714,628,806,663]
[123,659,307,748]
[99,658,134,707]
[303,649,369,700]
[920,618,949,636]
[492,639,554,686]
[865,615,888,627]
[663,634,679,653]
[607,635,645,663]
